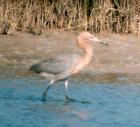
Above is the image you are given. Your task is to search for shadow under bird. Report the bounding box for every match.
[29,32,109,101]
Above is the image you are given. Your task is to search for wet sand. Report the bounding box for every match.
[0,31,140,83]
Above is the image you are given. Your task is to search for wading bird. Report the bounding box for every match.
[30,32,109,101]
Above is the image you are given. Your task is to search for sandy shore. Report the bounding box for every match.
[0,31,140,83]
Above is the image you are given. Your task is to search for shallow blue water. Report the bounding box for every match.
[0,78,140,127]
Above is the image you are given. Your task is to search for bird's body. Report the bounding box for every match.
[30,54,80,74]
[30,31,109,101]
[30,54,81,82]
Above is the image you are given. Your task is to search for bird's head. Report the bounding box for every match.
[77,32,109,49]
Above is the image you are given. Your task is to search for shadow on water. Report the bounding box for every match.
[43,97,92,104]
[0,94,92,105]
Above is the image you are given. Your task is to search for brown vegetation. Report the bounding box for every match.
[0,0,140,35]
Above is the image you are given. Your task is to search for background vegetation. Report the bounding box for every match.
[0,0,140,35]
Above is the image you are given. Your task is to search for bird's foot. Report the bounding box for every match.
[65,96,91,104]
[65,96,76,102]
[42,97,46,102]
[42,92,47,102]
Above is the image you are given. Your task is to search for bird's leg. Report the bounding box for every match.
[65,80,69,99]
[64,80,75,101]
[42,80,54,101]
[64,80,84,102]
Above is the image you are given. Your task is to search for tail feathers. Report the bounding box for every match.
[29,63,41,73]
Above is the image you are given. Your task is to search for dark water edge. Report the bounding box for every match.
[0,64,140,84]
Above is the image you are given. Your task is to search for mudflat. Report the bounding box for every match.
[0,31,140,83]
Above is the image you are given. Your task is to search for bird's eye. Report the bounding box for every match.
[89,36,95,40]
[90,36,94,39]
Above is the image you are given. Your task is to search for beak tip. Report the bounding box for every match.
[100,41,110,46]
[106,43,110,46]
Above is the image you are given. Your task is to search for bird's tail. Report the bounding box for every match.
[29,63,40,73]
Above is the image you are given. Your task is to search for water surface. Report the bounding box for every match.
[0,78,140,127]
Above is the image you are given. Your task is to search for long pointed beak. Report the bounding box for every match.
[99,41,110,46]
[90,36,110,46]
[93,38,110,46]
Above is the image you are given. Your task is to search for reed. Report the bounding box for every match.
[0,0,139,35]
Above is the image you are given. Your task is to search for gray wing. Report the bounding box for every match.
[30,54,81,74]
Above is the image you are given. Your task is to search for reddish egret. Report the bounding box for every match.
[30,32,109,101]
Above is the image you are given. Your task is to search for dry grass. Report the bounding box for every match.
[0,0,139,35]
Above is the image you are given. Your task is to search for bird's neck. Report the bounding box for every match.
[83,44,93,65]
[73,44,93,74]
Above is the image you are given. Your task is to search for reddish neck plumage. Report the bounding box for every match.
[73,40,93,74]
[83,44,93,65]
